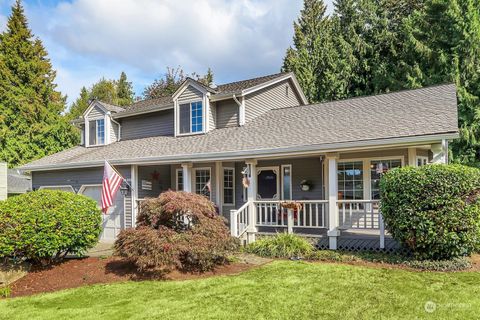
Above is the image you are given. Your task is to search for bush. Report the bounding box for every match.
[405,258,471,272]
[115,191,238,273]
[244,233,314,258]
[380,164,480,260]
[0,190,102,265]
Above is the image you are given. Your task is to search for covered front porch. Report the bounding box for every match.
[132,141,448,250]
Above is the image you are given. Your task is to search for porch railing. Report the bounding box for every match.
[254,200,328,229]
[230,202,250,238]
[337,200,381,229]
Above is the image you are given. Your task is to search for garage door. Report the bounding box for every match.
[80,185,124,241]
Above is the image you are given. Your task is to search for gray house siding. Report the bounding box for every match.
[110,121,119,142]
[120,109,174,140]
[87,105,104,119]
[244,79,302,122]
[208,102,216,130]
[216,99,239,128]
[257,157,324,201]
[178,85,203,104]
[137,165,172,199]
[32,166,134,227]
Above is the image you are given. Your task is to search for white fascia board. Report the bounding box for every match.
[83,101,108,118]
[22,132,458,172]
[172,79,209,100]
[240,73,308,105]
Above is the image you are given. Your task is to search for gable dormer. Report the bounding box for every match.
[173,78,214,136]
[83,101,123,147]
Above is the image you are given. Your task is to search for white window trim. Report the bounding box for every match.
[193,167,212,200]
[281,164,292,200]
[416,156,429,166]
[175,168,183,191]
[222,167,235,206]
[39,185,76,193]
[338,156,404,201]
[176,99,206,136]
[85,116,108,147]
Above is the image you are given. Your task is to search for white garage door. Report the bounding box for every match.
[80,185,124,242]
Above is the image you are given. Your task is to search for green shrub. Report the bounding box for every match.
[380,164,480,260]
[244,233,314,258]
[0,286,11,298]
[405,258,471,271]
[0,190,102,265]
[115,191,238,273]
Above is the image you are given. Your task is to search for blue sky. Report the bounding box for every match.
[0,0,333,106]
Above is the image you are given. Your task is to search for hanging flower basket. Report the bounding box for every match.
[281,201,303,211]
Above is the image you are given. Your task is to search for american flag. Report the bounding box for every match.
[101,160,124,213]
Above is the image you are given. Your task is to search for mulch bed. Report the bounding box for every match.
[9,257,257,298]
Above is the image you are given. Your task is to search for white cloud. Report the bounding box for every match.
[18,0,334,104]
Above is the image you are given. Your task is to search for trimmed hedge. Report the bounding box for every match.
[0,190,102,265]
[115,191,238,273]
[380,164,480,260]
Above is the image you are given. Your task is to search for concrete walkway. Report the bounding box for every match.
[86,242,114,258]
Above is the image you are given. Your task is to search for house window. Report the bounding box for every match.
[416,156,428,167]
[179,101,203,134]
[337,161,364,200]
[370,159,402,200]
[195,168,211,199]
[223,168,235,205]
[281,165,292,200]
[88,119,105,145]
[176,169,183,191]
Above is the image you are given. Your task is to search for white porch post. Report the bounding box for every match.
[431,139,448,164]
[408,147,417,167]
[181,163,193,192]
[246,159,257,243]
[326,153,340,250]
[130,164,138,227]
[215,161,223,213]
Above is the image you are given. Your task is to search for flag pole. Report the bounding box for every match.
[105,159,135,192]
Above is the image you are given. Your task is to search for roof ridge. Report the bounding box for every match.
[216,72,288,88]
[268,83,457,112]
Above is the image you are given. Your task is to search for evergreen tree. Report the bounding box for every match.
[67,86,89,120]
[0,0,77,167]
[402,0,480,165]
[116,71,134,106]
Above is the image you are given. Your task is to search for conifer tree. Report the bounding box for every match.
[0,0,77,167]
[116,71,134,106]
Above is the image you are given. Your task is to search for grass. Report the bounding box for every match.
[1,261,480,319]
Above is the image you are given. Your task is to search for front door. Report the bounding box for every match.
[256,167,280,200]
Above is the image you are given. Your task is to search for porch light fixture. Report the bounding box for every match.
[300,180,312,191]
[119,182,130,196]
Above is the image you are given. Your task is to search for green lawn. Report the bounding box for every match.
[1,261,479,319]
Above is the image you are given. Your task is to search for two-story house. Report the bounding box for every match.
[21,72,459,250]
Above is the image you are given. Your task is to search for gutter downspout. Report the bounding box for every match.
[108,112,122,141]
[233,94,245,126]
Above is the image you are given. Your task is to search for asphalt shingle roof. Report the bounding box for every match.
[23,84,458,170]
[7,169,32,193]
[106,72,289,117]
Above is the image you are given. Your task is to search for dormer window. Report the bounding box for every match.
[179,101,203,134]
[89,119,105,146]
